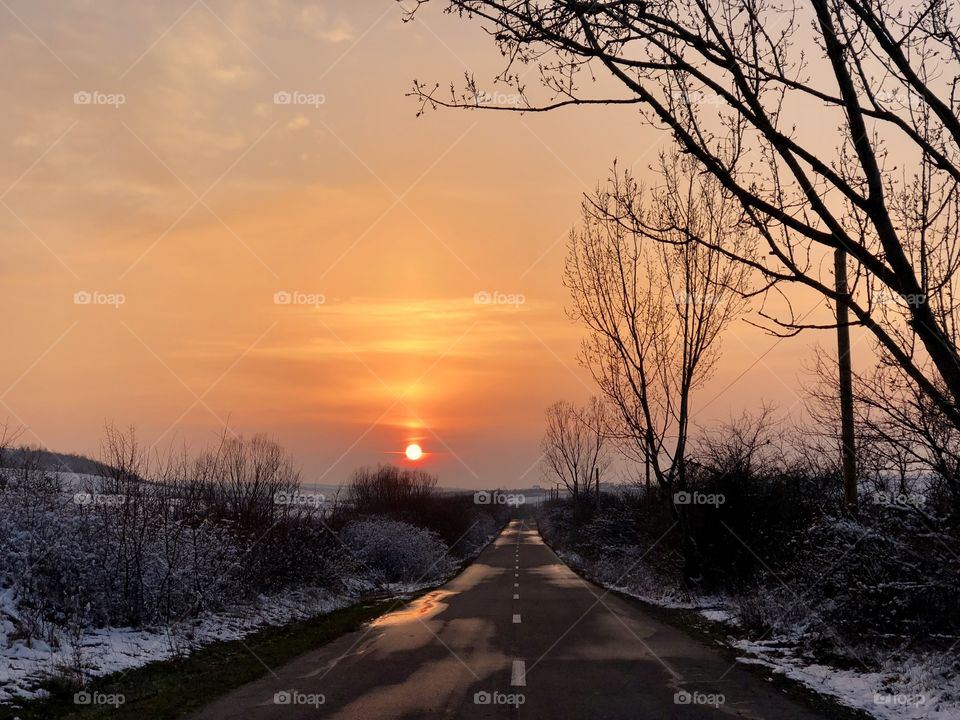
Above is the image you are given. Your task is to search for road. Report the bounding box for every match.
[189,520,832,719]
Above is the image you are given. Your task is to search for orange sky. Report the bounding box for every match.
[0,1,857,487]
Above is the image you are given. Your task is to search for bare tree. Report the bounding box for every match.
[541,396,611,504]
[408,0,960,440]
[566,153,751,493]
[564,153,750,581]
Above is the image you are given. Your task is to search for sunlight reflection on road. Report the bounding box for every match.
[369,590,455,627]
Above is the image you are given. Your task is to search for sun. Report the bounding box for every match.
[405,443,423,461]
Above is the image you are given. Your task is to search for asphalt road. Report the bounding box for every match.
[189,519,832,719]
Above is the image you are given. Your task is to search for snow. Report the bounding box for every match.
[0,513,495,706]
[0,584,354,704]
[699,608,740,626]
[733,638,957,720]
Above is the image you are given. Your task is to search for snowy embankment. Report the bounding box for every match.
[0,586,350,704]
[555,549,960,720]
[0,575,454,705]
[0,517,499,706]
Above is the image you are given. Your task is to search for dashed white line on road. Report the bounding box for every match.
[513,593,519,599]
[511,659,526,687]
[514,582,519,587]
[512,613,521,623]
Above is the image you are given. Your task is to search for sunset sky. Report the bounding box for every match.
[0,1,856,488]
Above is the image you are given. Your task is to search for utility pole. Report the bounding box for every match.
[594,467,600,509]
[835,248,858,512]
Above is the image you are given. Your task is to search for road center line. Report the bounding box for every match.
[512,613,521,623]
[513,593,519,599]
[511,659,526,687]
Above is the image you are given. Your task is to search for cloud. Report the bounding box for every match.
[287,115,310,131]
[297,4,355,44]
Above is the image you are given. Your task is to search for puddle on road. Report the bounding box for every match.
[369,590,455,627]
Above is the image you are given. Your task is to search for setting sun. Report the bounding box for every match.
[404,443,423,461]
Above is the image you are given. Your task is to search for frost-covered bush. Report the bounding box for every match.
[538,502,576,548]
[343,466,510,556]
[340,517,454,585]
[0,477,245,633]
[0,431,341,641]
[754,508,960,662]
[450,511,498,558]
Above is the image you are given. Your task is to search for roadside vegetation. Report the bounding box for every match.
[0,425,507,710]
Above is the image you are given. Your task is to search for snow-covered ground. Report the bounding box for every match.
[0,516,499,707]
[0,585,353,704]
[0,577,454,706]
[556,549,960,720]
[731,638,957,720]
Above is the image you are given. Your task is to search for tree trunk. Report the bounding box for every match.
[835,248,858,512]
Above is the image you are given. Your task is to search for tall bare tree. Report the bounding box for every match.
[565,153,751,581]
[541,396,611,504]
[566,153,751,493]
[408,0,960,441]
